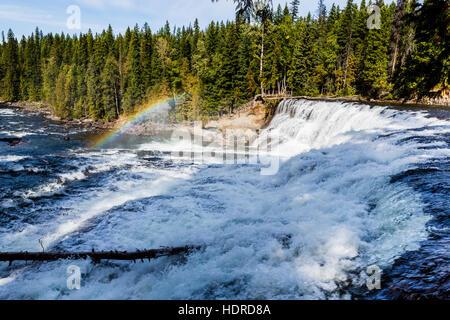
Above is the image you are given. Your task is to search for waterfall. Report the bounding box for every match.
[255,98,427,157]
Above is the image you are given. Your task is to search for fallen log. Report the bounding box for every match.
[0,246,201,265]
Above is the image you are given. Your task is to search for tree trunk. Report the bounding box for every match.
[0,246,200,265]
[389,0,407,78]
[260,24,265,96]
[343,28,353,90]
[113,81,119,118]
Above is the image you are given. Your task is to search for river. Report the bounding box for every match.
[0,99,448,299]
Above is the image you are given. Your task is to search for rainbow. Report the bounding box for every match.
[92,97,178,149]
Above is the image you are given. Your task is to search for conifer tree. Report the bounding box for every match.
[102,55,121,120]
[122,27,144,114]
[394,0,449,98]
[0,35,4,95]
[253,0,273,95]
[140,23,153,90]
[2,30,20,101]
[388,0,407,77]
[0,1,446,121]
[291,0,300,20]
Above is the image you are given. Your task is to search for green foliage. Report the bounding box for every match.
[290,0,300,20]
[0,0,445,121]
[101,55,121,121]
[2,30,20,101]
[122,27,144,114]
[393,0,449,99]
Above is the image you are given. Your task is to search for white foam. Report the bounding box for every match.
[19,152,140,199]
[0,109,16,116]
[0,131,34,138]
[0,155,28,163]
[0,155,194,252]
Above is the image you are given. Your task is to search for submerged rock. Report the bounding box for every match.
[0,137,27,147]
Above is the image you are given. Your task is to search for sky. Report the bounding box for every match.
[0,0,360,38]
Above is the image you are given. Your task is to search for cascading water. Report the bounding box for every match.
[0,99,448,299]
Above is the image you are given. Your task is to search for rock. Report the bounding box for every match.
[0,138,27,147]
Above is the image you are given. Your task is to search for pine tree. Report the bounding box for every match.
[0,35,5,95]
[317,0,326,22]
[122,26,144,114]
[394,0,449,98]
[86,54,103,120]
[220,22,241,110]
[253,0,273,95]
[2,30,20,101]
[54,67,67,116]
[42,56,58,103]
[211,0,258,22]
[336,0,356,95]
[360,1,390,98]
[101,55,121,121]
[290,0,300,20]
[288,21,316,95]
[0,2,445,121]
[140,23,153,90]
[236,24,257,99]
[388,0,407,77]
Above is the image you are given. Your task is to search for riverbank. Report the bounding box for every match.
[2,93,448,140]
[261,89,449,109]
[0,101,116,131]
[0,99,272,143]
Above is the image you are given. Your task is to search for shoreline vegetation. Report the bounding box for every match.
[1,92,448,140]
[0,0,448,128]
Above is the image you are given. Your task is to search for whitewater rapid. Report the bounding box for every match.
[0,99,448,299]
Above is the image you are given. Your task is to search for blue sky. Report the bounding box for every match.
[0,0,359,38]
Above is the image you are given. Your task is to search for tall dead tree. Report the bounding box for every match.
[388,0,408,78]
[253,0,273,96]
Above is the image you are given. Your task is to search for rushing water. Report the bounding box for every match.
[0,100,448,300]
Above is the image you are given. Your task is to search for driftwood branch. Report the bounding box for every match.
[0,246,201,265]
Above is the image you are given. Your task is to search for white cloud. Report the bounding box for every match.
[0,4,61,26]
[75,0,138,10]
[0,3,109,36]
